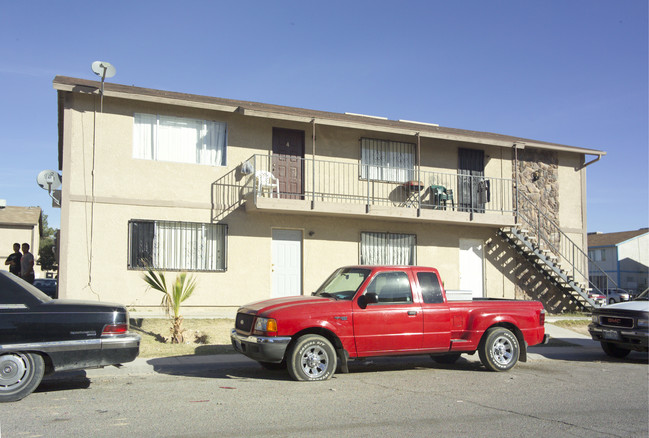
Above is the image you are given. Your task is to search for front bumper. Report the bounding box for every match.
[230,329,291,363]
[588,324,649,352]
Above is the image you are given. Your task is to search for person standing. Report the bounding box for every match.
[4,243,22,276]
[20,243,35,284]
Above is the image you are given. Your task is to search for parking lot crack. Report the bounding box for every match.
[462,400,628,438]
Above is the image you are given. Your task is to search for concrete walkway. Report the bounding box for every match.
[63,323,598,380]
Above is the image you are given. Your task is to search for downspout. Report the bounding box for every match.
[311,118,316,210]
[416,132,421,217]
[513,142,525,223]
[580,153,602,170]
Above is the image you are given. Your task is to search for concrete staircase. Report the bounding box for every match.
[498,225,597,310]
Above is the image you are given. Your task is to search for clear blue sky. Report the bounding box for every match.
[1,0,647,233]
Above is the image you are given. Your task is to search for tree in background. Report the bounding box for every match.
[38,213,58,272]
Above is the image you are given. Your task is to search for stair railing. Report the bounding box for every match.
[515,190,618,298]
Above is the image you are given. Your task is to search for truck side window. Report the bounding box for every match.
[365,271,412,304]
[417,272,444,304]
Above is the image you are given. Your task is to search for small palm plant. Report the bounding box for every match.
[143,267,197,344]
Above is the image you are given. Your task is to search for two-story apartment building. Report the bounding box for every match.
[588,228,649,295]
[53,76,604,315]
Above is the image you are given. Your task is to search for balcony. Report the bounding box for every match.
[212,154,516,227]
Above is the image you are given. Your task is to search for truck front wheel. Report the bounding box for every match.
[600,342,631,358]
[478,327,520,371]
[287,335,337,381]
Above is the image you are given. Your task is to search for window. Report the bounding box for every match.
[365,271,412,304]
[417,272,444,304]
[133,113,227,166]
[360,232,416,265]
[589,249,606,262]
[313,267,371,300]
[360,138,415,183]
[589,275,607,291]
[128,220,227,271]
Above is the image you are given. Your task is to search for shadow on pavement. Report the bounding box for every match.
[145,353,491,381]
[36,371,91,394]
[146,355,292,381]
[530,341,649,364]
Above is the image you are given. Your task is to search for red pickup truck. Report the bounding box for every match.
[231,266,548,381]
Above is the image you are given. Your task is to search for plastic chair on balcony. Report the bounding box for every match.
[255,170,280,198]
[430,185,454,210]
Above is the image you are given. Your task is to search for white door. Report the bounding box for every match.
[272,229,302,298]
[460,238,484,298]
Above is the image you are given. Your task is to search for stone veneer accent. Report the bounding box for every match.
[510,148,577,310]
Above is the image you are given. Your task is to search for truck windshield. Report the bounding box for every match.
[313,268,371,301]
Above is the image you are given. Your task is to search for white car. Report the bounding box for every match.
[606,289,631,305]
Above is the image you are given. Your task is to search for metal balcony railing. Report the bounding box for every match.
[218,154,515,216]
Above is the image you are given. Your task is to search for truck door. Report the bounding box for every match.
[415,271,452,351]
[353,270,423,355]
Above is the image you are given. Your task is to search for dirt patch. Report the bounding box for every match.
[130,318,235,358]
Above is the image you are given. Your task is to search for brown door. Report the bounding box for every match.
[272,128,305,199]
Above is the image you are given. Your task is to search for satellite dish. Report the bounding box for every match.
[37,170,62,191]
[92,61,116,79]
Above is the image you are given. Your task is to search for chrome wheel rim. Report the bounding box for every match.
[491,336,514,366]
[0,353,29,390]
[300,345,329,378]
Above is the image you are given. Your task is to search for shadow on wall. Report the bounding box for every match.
[486,233,582,313]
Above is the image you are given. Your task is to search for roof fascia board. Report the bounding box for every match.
[616,232,649,247]
[53,82,239,114]
[240,108,313,124]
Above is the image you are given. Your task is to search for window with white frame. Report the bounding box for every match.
[360,138,415,183]
[133,113,227,166]
[360,232,416,265]
[128,220,227,271]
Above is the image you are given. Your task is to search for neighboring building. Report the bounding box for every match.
[0,205,42,276]
[53,76,604,316]
[588,228,649,294]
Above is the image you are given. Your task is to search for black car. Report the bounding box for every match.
[0,271,140,402]
[588,289,648,358]
[32,278,58,299]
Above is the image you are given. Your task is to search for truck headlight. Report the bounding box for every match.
[637,319,648,329]
[254,317,278,335]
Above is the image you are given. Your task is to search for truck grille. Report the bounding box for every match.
[600,316,634,328]
[235,313,254,333]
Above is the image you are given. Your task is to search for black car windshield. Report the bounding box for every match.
[313,268,371,300]
[0,271,52,305]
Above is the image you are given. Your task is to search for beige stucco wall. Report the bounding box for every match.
[57,90,588,316]
[60,192,510,316]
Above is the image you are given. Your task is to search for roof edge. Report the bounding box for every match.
[52,76,606,155]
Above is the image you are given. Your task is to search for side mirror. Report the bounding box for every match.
[358,293,378,309]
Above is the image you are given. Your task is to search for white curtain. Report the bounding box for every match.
[133,113,227,166]
[153,221,226,271]
[361,232,415,265]
[361,138,415,183]
[133,113,156,160]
